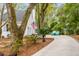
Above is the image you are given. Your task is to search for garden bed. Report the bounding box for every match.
[0,38,54,56]
[72,35,79,42]
[19,38,54,56]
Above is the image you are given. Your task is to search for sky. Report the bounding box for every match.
[55,3,63,7]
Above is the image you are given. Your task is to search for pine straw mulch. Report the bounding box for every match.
[0,38,54,56]
[71,35,79,42]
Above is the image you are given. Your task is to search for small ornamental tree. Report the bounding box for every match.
[36,22,56,42]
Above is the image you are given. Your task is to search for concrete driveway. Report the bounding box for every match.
[33,35,79,56]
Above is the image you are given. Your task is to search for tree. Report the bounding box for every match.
[6,3,36,55]
[35,4,48,29]
[0,4,5,38]
[55,4,79,35]
[35,3,54,42]
[36,21,56,42]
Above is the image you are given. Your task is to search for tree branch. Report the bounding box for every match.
[6,3,18,33]
[43,4,48,12]
[0,4,5,21]
[40,4,48,23]
[19,3,37,35]
[0,19,8,28]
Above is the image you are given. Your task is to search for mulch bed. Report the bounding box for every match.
[19,38,54,56]
[72,35,79,42]
[0,38,54,56]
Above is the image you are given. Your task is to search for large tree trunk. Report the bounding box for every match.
[0,4,5,38]
[40,4,48,28]
[0,21,2,38]
[40,4,48,42]
[36,4,41,29]
[6,3,36,56]
[10,33,23,56]
[6,3,20,55]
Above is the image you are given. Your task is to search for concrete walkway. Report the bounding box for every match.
[33,35,79,56]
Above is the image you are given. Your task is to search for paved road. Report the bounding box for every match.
[33,35,79,56]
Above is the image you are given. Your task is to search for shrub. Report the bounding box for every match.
[24,34,39,47]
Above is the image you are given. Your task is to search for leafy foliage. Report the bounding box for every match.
[25,34,39,44]
[36,21,56,37]
[55,3,79,35]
